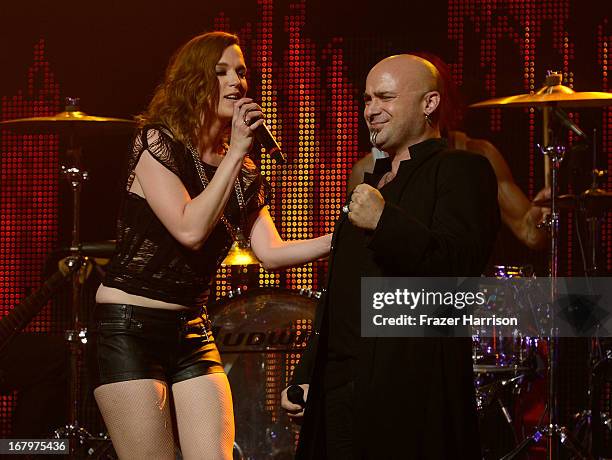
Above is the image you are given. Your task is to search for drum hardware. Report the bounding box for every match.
[540,128,611,456]
[516,100,573,460]
[586,340,612,457]
[469,71,611,189]
[493,265,534,279]
[474,364,531,375]
[584,130,608,278]
[474,268,547,369]
[500,424,590,460]
[476,373,526,430]
[571,409,593,455]
[533,190,612,214]
[1,97,134,454]
[475,364,538,459]
[472,72,612,459]
[569,139,609,460]
[57,100,103,451]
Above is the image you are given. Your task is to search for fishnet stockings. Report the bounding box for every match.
[94,374,234,459]
[94,379,176,459]
[172,373,235,460]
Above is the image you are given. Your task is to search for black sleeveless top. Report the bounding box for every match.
[103,124,270,307]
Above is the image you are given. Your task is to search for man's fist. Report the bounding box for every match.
[347,184,385,230]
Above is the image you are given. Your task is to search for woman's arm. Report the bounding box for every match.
[249,207,332,270]
[134,99,264,251]
[347,153,374,195]
[135,137,242,251]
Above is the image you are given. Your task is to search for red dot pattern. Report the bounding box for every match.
[598,19,611,272]
[211,1,360,296]
[448,0,575,197]
[0,39,60,436]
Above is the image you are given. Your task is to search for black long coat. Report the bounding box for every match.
[292,138,501,460]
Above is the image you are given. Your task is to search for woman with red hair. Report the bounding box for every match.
[93,31,331,459]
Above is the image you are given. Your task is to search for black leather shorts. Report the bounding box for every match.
[90,303,223,387]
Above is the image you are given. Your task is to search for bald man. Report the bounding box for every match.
[281,55,500,458]
[348,132,550,250]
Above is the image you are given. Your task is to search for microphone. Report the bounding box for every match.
[286,384,306,407]
[58,240,117,258]
[254,122,286,164]
[553,107,587,139]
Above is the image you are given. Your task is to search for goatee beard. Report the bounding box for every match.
[369,129,379,147]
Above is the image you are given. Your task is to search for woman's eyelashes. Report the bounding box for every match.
[215,68,247,79]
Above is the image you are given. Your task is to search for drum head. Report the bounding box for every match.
[209,287,316,353]
[208,288,317,459]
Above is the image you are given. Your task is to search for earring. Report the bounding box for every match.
[424,112,432,126]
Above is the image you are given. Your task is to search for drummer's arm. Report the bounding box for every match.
[249,206,332,270]
[469,138,549,250]
[347,153,375,195]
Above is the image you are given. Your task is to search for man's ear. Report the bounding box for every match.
[423,91,441,116]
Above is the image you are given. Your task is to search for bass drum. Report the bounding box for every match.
[474,265,548,459]
[472,264,542,369]
[208,288,319,460]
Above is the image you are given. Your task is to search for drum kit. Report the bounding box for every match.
[469,72,612,459]
[1,71,611,459]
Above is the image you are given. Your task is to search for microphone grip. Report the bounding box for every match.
[287,384,306,407]
[254,122,286,164]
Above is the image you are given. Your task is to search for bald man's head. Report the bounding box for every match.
[369,54,441,95]
[363,54,442,154]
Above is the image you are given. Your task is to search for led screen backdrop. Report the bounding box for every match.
[0,0,609,439]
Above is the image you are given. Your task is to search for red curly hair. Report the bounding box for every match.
[411,51,464,134]
[137,31,240,146]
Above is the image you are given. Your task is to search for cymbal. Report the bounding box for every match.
[470,84,612,109]
[532,193,578,209]
[533,189,612,211]
[0,110,135,135]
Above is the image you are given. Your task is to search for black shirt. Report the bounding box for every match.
[104,124,270,307]
[293,137,500,459]
[324,137,493,388]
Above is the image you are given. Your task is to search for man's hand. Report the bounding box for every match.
[518,187,551,250]
[348,184,385,230]
[281,384,309,423]
[527,187,552,228]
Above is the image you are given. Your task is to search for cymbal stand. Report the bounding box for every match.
[576,128,612,457]
[585,129,606,277]
[502,88,589,459]
[53,121,94,450]
[503,140,590,460]
[544,140,565,459]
